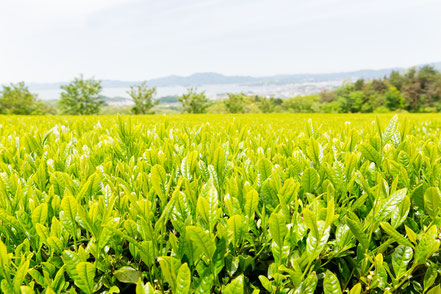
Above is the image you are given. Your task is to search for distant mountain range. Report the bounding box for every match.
[28,62,441,90]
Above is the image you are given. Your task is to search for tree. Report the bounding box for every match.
[384,87,405,111]
[284,95,321,113]
[224,93,245,113]
[257,97,283,113]
[178,88,210,113]
[388,71,403,90]
[354,79,365,91]
[0,82,42,114]
[258,97,275,113]
[128,82,158,114]
[58,75,104,115]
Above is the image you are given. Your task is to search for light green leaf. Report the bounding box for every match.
[61,195,78,222]
[391,245,413,279]
[424,187,441,219]
[377,188,407,222]
[257,158,272,185]
[323,270,342,294]
[223,275,243,294]
[13,260,30,293]
[175,263,191,294]
[158,256,181,291]
[346,217,369,250]
[359,143,381,166]
[75,262,95,294]
[31,203,48,225]
[151,164,167,204]
[302,168,319,193]
[244,189,259,219]
[269,212,287,248]
[113,266,141,284]
[227,215,244,246]
[186,226,215,261]
[349,283,362,294]
[382,114,399,145]
[380,222,413,248]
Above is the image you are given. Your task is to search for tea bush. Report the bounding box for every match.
[0,114,441,293]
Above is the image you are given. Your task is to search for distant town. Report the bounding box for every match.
[26,61,441,106]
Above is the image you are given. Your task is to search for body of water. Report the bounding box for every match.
[31,81,341,101]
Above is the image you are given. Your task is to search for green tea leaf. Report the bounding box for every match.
[424,187,441,219]
[380,222,413,248]
[113,266,141,284]
[346,217,369,250]
[175,263,191,294]
[75,262,95,294]
[187,226,215,261]
[323,270,342,294]
[302,168,319,193]
[269,212,287,248]
[391,245,413,279]
[223,275,243,294]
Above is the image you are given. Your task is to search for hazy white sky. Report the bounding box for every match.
[1,0,440,83]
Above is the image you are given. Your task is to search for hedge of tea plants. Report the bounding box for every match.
[0,114,441,293]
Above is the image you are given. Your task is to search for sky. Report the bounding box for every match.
[1,0,441,83]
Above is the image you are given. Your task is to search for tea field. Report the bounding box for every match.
[1,113,441,293]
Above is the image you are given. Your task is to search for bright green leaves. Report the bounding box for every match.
[360,142,381,166]
[306,137,322,166]
[151,164,168,206]
[376,188,408,224]
[223,275,244,294]
[346,217,369,250]
[113,266,142,284]
[0,241,9,279]
[227,215,244,247]
[269,212,287,248]
[323,270,342,294]
[186,226,215,261]
[31,203,48,225]
[303,207,332,262]
[302,168,319,193]
[136,279,155,294]
[257,158,272,186]
[370,254,388,290]
[424,265,438,292]
[391,245,413,279]
[424,187,441,219]
[175,263,191,294]
[380,222,413,248]
[299,271,318,293]
[181,151,198,180]
[244,189,259,219]
[197,179,221,232]
[47,236,64,254]
[12,259,30,293]
[303,209,319,240]
[3,114,441,293]
[382,114,399,146]
[158,256,181,291]
[60,195,78,238]
[75,262,96,294]
[415,225,440,265]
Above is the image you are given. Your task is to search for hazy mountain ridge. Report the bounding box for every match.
[27,62,441,90]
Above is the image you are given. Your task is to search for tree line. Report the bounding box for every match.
[1,65,440,115]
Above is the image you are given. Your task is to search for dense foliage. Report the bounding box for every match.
[0,82,43,115]
[178,88,210,114]
[1,114,441,293]
[58,76,104,115]
[316,66,441,113]
[128,82,158,115]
